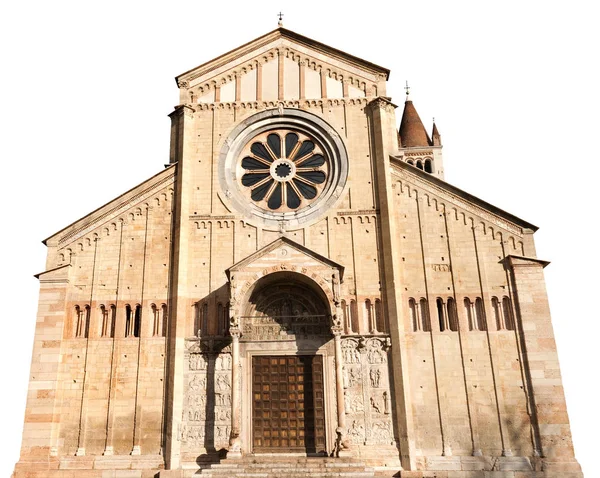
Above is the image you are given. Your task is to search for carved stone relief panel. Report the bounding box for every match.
[182,339,233,451]
[340,336,395,446]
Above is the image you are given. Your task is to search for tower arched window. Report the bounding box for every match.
[424,159,433,173]
[152,304,159,336]
[416,160,424,170]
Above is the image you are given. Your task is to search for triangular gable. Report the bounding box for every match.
[43,165,176,247]
[390,157,538,235]
[227,236,344,281]
[175,27,390,104]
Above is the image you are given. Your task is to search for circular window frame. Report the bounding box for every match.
[218,108,349,229]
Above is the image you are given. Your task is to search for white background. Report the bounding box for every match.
[1,1,597,476]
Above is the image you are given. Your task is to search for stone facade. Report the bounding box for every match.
[13,26,582,477]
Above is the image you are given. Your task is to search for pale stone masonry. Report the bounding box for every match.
[13,26,582,478]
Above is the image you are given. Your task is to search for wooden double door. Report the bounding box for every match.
[252,355,326,453]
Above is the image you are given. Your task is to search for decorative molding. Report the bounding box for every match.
[56,171,175,247]
[393,167,524,236]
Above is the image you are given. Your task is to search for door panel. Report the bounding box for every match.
[252,355,325,453]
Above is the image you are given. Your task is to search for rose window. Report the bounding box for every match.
[239,130,328,211]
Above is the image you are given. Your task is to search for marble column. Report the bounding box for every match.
[228,326,242,458]
[333,327,351,457]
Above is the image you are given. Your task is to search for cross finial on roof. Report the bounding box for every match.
[277,12,284,27]
[404,81,411,100]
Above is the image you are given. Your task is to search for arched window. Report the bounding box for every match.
[407,159,414,165]
[341,300,349,334]
[81,305,90,338]
[502,296,515,330]
[133,304,141,337]
[224,302,230,335]
[492,297,502,330]
[424,159,433,173]
[375,299,384,333]
[416,160,424,170]
[475,297,487,331]
[365,299,373,333]
[74,305,82,337]
[447,298,459,332]
[161,304,168,336]
[109,305,116,338]
[350,300,359,334]
[436,298,446,331]
[419,298,431,332]
[100,305,108,337]
[152,304,159,336]
[125,304,132,337]
[409,298,418,331]
[464,298,475,331]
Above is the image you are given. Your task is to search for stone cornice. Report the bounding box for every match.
[390,158,537,236]
[176,27,389,87]
[44,166,176,248]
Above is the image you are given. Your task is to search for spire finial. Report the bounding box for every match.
[404,81,411,100]
[277,11,284,27]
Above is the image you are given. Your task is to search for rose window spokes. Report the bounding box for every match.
[240,130,328,211]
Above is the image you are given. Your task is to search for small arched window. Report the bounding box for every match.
[407,159,414,166]
[125,305,132,337]
[133,304,141,337]
[161,304,168,336]
[109,305,116,338]
[416,160,424,170]
[74,305,82,337]
[350,300,359,334]
[447,298,459,332]
[152,304,159,336]
[475,297,487,331]
[502,296,515,330]
[341,300,349,334]
[409,298,418,331]
[420,298,431,332]
[464,298,475,331]
[100,305,108,337]
[436,298,446,331]
[374,299,384,333]
[365,299,373,333]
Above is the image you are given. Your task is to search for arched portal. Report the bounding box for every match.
[236,272,335,455]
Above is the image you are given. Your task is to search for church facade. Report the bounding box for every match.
[14,27,582,478]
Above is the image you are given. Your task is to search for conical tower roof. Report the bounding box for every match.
[399,100,431,147]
